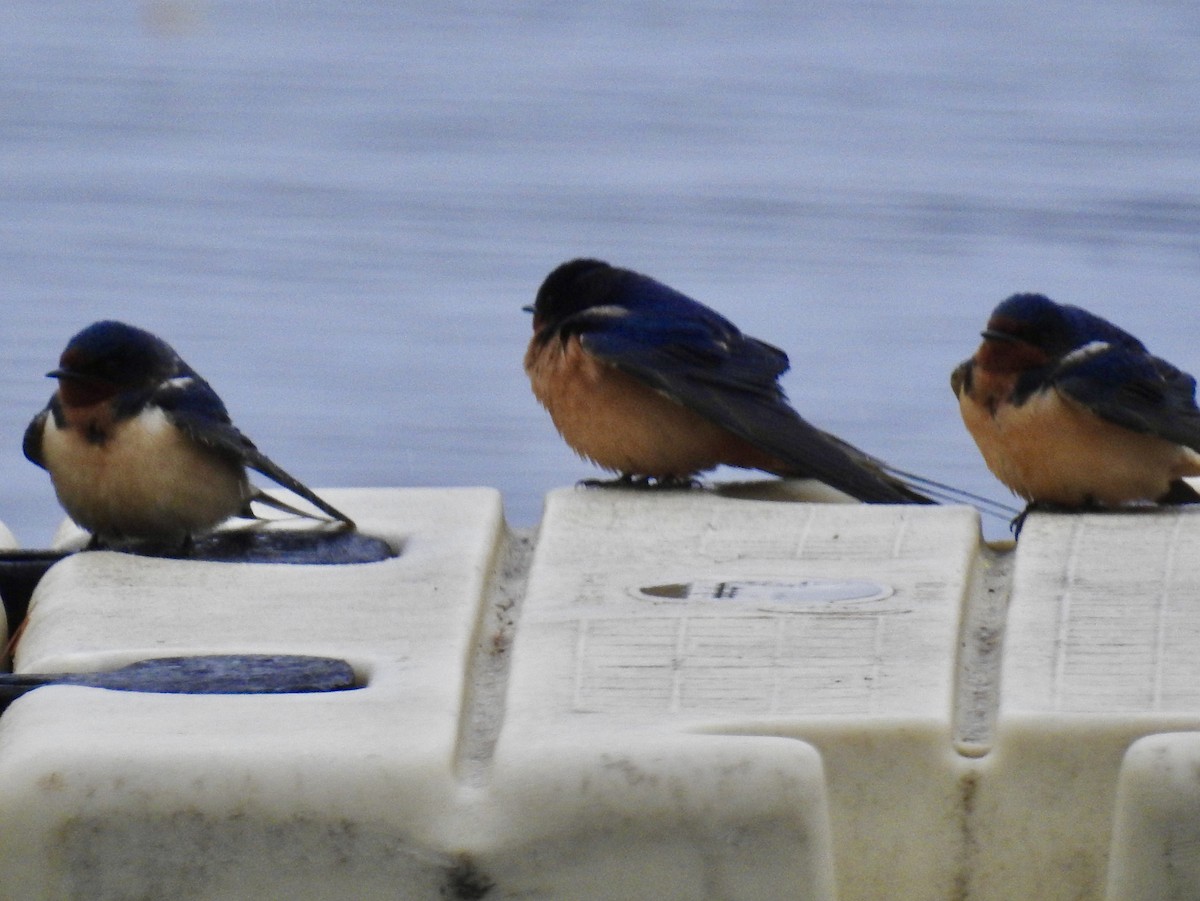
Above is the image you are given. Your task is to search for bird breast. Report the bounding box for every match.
[524,335,750,478]
[39,405,250,540]
[960,383,1200,506]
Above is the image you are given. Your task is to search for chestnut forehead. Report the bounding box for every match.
[984,313,1031,336]
[976,333,1050,373]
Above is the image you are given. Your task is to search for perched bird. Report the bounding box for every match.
[952,293,1200,513]
[24,321,355,548]
[524,258,939,504]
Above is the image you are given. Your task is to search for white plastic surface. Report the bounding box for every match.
[975,510,1200,901]
[501,488,981,900]
[1105,732,1200,901]
[0,487,839,901]
[6,489,1200,900]
[487,734,835,901]
[0,489,504,901]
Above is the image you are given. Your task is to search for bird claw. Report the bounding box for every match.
[1011,498,1108,537]
[578,474,637,489]
[652,476,703,490]
[83,531,197,557]
[578,474,702,491]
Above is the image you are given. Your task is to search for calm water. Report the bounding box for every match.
[3,1,1200,544]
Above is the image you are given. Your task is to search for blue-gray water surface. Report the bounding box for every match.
[3,1,1200,544]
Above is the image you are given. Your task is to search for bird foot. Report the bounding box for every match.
[578,474,702,491]
[1010,499,1107,537]
[84,532,198,558]
[651,476,703,490]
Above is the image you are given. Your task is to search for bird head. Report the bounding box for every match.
[49,321,181,408]
[975,293,1075,373]
[525,258,617,334]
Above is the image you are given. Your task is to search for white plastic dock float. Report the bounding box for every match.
[498,489,978,901]
[0,488,505,901]
[2,486,1200,900]
[985,511,1200,901]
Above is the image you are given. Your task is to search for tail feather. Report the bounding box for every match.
[240,490,352,524]
[1158,479,1200,506]
[766,423,1016,519]
[241,449,356,528]
[880,466,1020,520]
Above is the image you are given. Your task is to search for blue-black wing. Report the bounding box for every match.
[570,275,931,504]
[154,371,356,526]
[1053,343,1200,452]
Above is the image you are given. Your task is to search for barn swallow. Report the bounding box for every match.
[23,320,356,548]
[524,258,944,504]
[952,293,1200,516]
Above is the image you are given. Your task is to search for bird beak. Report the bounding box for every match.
[980,328,1018,343]
[46,367,94,382]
